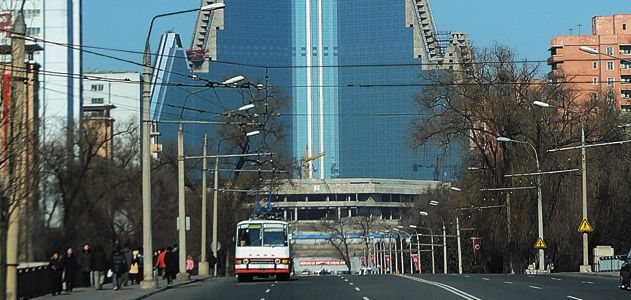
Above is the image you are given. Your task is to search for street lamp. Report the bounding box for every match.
[413,217,436,274]
[395,227,413,274]
[533,100,591,272]
[496,136,546,273]
[212,125,260,276]
[141,3,225,288]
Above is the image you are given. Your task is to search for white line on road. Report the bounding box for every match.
[349,282,354,285]
[482,278,490,281]
[260,298,265,300]
[344,279,348,282]
[397,274,483,300]
[265,289,271,293]
[464,275,470,278]
[355,287,361,291]
[504,281,513,284]
[580,281,594,284]
[567,296,583,300]
[274,281,278,283]
[363,297,370,300]
[271,284,275,287]
[529,286,542,290]
[551,278,561,281]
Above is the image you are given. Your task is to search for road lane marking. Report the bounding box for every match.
[350,282,354,285]
[397,274,483,300]
[274,281,278,283]
[260,298,265,300]
[504,281,513,284]
[482,278,490,281]
[344,279,348,282]
[271,284,275,287]
[529,286,542,290]
[265,289,271,293]
[464,275,470,278]
[363,297,370,300]
[551,278,561,281]
[567,296,583,300]
[355,287,361,291]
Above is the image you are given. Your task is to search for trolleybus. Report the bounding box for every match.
[234,219,292,282]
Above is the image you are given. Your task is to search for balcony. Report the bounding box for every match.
[547,55,564,65]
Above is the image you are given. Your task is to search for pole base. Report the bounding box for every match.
[140,279,158,289]
[198,262,210,276]
[176,272,191,281]
[579,265,592,272]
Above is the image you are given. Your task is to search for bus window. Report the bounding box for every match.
[263,224,288,247]
[238,224,262,247]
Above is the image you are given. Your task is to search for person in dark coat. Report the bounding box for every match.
[77,243,92,287]
[90,245,109,290]
[120,243,132,286]
[111,246,127,290]
[163,247,178,285]
[62,247,77,293]
[48,251,64,296]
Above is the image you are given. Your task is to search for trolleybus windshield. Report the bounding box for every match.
[237,223,287,247]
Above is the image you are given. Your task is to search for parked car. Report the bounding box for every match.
[301,269,311,276]
[318,268,331,276]
[621,249,631,291]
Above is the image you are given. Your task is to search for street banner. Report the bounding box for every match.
[385,255,391,270]
[472,237,482,265]
[411,254,419,272]
[299,259,346,266]
[370,254,375,265]
[361,256,365,267]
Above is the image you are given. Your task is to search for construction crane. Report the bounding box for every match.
[302,150,325,179]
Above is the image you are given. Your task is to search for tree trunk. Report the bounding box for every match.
[0,215,9,300]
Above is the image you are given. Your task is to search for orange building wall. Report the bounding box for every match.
[548,14,631,111]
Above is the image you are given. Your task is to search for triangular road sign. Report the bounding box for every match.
[534,237,546,249]
[577,219,593,233]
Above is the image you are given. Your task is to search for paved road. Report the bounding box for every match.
[147,273,629,300]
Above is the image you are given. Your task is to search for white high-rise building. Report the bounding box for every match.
[0,0,82,141]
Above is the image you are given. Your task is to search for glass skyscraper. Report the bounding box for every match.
[151,0,463,181]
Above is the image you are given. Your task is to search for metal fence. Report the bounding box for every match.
[17,265,54,299]
[17,266,113,299]
[598,255,626,272]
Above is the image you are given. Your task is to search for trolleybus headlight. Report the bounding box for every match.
[274,258,281,264]
[242,258,249,264]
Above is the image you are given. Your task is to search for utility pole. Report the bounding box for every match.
[6,7,26,300]
[199,134,209,275]
[177,123,189,280]
[212,148,220,276]
[443,222,447,274]
[456,217,462,274]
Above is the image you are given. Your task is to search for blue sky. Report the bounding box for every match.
[83,0,631,75]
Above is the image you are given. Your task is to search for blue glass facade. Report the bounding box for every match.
[151,0,462,181]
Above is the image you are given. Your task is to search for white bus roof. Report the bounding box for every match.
[237,219,288,226]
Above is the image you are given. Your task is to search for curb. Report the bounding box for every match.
[133,276,213,300]
[559,272,619,279]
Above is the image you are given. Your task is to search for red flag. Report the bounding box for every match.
[361,256,365,267]
[411,254,419,272]
[385,255,391,271]
[472,237,482,265]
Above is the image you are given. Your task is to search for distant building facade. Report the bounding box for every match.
[150,0,470,181]
[0,0,82,140]
[548,14,631,112]
[82,71,140,159]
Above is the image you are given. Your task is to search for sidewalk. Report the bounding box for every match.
[35,276,211,300]
[559,271,619,279]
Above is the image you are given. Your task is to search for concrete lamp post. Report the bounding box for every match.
[496,136,546,273]
[533,100,591,272]
[141,2,225,288]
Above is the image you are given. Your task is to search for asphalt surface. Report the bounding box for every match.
[146,273,630,300]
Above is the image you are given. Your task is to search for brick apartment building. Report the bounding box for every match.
[548,14,631,112]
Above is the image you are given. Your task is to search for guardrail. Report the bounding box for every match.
[598,255,626,272]
[17,265,54,299]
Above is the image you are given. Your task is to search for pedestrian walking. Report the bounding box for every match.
[164,247,177,285]
[110,246,128,290]
[48,251,64,296]
[186,255,195,275]
[91,245,109,290]
[121,243,132,286]
[62,247,77,293]
[155,248,166,277]
[78,243,93,287]
[129,249,141,284]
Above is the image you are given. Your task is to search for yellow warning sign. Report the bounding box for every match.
[534,237,546,249]
[577,219,593,233]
